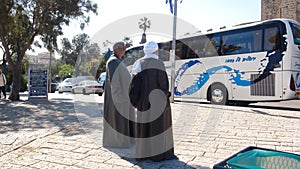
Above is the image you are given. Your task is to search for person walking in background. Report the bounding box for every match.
[130,41,175,162]
[103,41,135,148]
[0,69,7,99]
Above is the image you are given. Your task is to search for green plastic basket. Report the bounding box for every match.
[227,148,300,169]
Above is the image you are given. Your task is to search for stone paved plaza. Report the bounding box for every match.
[0,93,299,168]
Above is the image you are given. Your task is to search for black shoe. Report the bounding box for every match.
[135,158,146,162]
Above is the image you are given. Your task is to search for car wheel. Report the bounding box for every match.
[71,89,75,94]
[98,93,103,96]
[83,89,87,95]
[210,83,228,105]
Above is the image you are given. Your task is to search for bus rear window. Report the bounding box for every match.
[290,23,300,45]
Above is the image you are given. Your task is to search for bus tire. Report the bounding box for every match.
[210,83,228,105]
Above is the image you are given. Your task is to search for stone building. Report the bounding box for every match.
[27,52,55,65]
[261,0,300,22]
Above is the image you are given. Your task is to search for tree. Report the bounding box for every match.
[138,17,151,44]
[59,33,90,67]
[59,64,74,80]
[95,55,106,79]
[123,37,133,48]
[80,42,100,64]
[138,17,151,34]
[50,59,63,82]
[0,0,97,101]
[60,34,101,77]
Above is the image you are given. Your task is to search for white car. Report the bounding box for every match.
[57,78,74,93]
[71,80,104,96]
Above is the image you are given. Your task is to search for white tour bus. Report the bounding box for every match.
[124,18,300,105]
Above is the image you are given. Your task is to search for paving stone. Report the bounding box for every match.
[1,95,300,168]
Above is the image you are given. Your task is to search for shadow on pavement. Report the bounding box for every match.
[116,153,210,169]
[132,158,210,169]
[251,109,300,120]
[0,98,91,136]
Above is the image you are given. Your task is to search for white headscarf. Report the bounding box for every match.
[131,41,159,75]
[143,41,158,55]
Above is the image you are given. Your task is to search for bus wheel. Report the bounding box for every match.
[210,83,228,105]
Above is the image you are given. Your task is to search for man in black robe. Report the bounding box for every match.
[103,42,135,148]
[130,41,175,161]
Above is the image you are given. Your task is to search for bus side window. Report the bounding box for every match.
[124,47,144,66]
[187,39,199,59]
[175,41,184,60]
[264,27,280,51]
[158,42,170,61]
[253,30,263,52]
[178,36,207,59]
[204,36,220,57]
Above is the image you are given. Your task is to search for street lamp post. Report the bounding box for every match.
[48,51,52,93]
[170,0,177,103]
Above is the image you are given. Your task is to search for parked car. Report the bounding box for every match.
[74,76,95,84]
[71,80,104,96]
[57,78,74,93]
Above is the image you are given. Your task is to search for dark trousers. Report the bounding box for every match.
[0,86,6,98]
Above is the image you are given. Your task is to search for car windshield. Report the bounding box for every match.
[63,81,72,85]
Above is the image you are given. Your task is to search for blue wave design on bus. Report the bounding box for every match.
[230,69,252,86]
[174,60,254,96]
[255,32,287,83]
[174,30,288,96]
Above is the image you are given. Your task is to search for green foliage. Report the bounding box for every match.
[20,77,28,92]
[0,0,98,100]
[95,55,107,78]
[59,33,102,77]
[123,37,133,48]
[59,33,90,67]
[58,64,74,80]
[3,55,29,91]
[50,59,63,82]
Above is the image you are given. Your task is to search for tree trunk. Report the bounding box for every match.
[9,65,21,101]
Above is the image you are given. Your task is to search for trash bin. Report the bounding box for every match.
[213,146,300,169]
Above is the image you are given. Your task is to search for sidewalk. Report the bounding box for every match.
[0,93,300,168]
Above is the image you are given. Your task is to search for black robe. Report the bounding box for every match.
[130,57,174,161]
[103,55,135,148]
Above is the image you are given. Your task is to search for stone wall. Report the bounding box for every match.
[261,0,300,22]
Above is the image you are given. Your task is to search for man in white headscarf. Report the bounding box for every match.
[131,41,160,75]
[129,41,175,162]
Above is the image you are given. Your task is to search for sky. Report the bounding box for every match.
[30,0,262,57]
